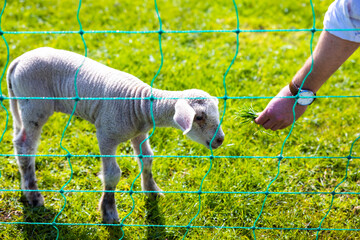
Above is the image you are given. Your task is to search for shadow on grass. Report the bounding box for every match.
[144,197,178,240]
[17,195,177,239]
[18,195,94,240]
[17,202,59,240]
[106,225,127,240]
[106,197,168,240]
[144,197,166,240]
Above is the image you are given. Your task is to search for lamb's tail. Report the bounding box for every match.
[7,59,22,130]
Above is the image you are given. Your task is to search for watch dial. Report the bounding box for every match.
[298,90,315,106]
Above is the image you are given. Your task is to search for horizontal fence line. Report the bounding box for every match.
[0,221,358,232]
[0,153,358,159]
[1,28,359,35]
[1,189,359,195]
[1,95,360,101]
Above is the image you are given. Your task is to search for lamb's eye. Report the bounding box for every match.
[195,116,203,121]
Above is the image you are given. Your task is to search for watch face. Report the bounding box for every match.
[298,90,315,106]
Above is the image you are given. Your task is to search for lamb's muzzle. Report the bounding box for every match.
[207,134,225,149]
[7,47,225,223]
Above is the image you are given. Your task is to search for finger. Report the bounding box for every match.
[254,111,268,125]
[270,124,282,131]
[278,123,291,130]
[263,119,276,130]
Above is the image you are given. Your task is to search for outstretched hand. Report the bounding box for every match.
[254,86,308,131]
[254,24,360,132]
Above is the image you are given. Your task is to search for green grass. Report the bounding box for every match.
[1,0,360,239]
[237,106,259,124]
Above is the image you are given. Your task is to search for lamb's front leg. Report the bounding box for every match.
[131,134,163,198]
[97,133,121,223]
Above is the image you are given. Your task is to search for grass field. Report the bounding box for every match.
[1,0,360,239]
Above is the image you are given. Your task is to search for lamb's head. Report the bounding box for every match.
[173,89,225,149]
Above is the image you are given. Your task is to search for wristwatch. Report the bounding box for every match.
[289,81,316,106]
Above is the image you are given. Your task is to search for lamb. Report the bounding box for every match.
[6,47,225,223]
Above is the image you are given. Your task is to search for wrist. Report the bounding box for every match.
[288,81,316,106]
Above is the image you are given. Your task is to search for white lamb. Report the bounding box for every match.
[7,47,225,223]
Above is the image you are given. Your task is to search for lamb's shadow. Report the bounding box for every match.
[145,197,182,240]
[18,195,92,240]
[108,196,178,240]
[106,225,128,240]
[18,201,60,240]
[18,195,175,239]
[144,197,167,240]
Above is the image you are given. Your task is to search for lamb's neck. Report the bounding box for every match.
[149,89,182,129]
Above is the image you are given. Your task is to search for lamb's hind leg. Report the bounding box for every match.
[131,134,163,198]
[97,132,121,223]
[14,105,50,207]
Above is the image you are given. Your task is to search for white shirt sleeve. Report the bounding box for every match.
[323,0,360,43]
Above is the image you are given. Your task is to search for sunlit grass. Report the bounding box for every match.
[1,0,360,239]
[236,105,259,124]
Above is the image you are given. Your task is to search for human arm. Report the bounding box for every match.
[254,31,360,131]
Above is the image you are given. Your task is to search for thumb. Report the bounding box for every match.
[254,111,267,125]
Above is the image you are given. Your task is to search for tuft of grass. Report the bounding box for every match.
[237,106,259,124]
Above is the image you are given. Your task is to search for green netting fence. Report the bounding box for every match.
[0,0,360,239]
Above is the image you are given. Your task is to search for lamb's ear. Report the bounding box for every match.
[173,99,196,135]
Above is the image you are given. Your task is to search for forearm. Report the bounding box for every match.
[254,31,359,131]
[292,31,359,93]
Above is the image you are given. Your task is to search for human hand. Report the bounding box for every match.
[254,86,308,131]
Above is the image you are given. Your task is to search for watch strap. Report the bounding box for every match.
[289,81,300,96]
[289,81,316,96]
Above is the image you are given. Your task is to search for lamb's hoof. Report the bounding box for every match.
[102,210,119,224]
[100,198,119,224]
[142,179,164,199]
[27,192,45,207]
[146,188,165,199]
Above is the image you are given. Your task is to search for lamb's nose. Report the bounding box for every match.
[216,136,224,146]
[211,136,224,149]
